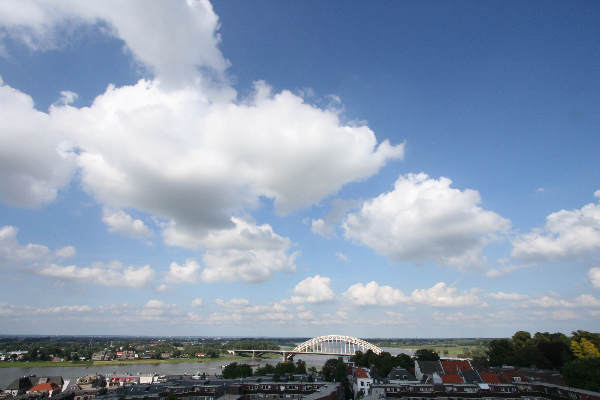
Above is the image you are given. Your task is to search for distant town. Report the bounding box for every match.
[1,331,599,400]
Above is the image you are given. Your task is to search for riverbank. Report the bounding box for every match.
[0,356,250,369]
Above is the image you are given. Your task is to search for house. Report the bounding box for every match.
[34,376,65,387]
[386,367,418,383]
[4,377,34,396]
[414,360,443,381]
[28,382,61,397]
[352,368,373,397]
[440,374,464,384]
[500,370,528,383]
[441,359,472,373]
[459,369,482,383]
[479,372,501,384]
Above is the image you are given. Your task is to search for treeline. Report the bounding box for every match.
[0,337,281,362]
[487,330,600,392]
[222,360,310,380]
[351,350,412,378]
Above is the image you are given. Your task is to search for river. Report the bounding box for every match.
[0,347,414,388]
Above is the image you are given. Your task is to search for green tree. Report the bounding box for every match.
[295,359,307,374]
[222,362,252,379]
[414,349,439,361]
[562,358,600,391]
[537,340,572,369]
[255,364,275,376]
[512,331,531,349]
[488,339,515,366]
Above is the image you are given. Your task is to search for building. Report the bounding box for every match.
[28,382,61,397]
[414,360,443,382]
[4,377,34,396]
[353,368,373,397]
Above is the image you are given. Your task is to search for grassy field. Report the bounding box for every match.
[410,345,487,357]
[373,339,491,358]
[0,355,248,369]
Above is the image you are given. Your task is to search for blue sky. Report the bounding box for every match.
[0,0,599,337]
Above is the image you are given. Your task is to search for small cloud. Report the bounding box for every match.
[145,299,167,309]
[536,187,545,193]
[191,298,203,307]
[155,284,168,292]
[55,90,78,106]
[55,245,76,258]
[336,252,349,262]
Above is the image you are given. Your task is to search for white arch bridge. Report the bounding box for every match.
[228,335,383,361]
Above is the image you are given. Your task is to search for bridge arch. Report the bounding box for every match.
[292,335,383,355]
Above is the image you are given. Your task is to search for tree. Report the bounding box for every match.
[295,359,307,374]
[414,349,439,361]
[274,361,296,375]
[571,338,600,359]
[321,359,353,399]
[488,339,515,366]
[395,353,412,370]
[321,358,347,382]
[537,340,572,369]
[255,364,275,376]
[571,331,600,349]
[562,358,600,392]
[222,362,252,379]
[512,331,531,349]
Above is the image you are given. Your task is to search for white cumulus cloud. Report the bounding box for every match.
[486,291,529,301]
[102,208,152,238]
[191,298,203,307]
[198,218,298,283]
[343,281,482,308]
[164,259,201,284]
[589,267,600,289]
[290,275,335,304]
[0,0,229,88]
[55,245,76,258]
[343,173,509,270]
[511,190,600,262]
[342,281,407,306]
[0,82,76,208]
[0,225,51,267]
[35,263,155,288]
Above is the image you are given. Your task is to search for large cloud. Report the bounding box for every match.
[0,1,404,287]
[342,281,482,307]
[1,77,403,245]
[35,262,155,288]
[0,81,75,207]
[511,190,600,262]
[0,0,229,88]
[0,226,51,267]
[290,275,335,304]
[589,267,600,289]
[343,173,509,269]
[199,218,298,283]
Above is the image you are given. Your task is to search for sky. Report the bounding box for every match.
[0,0,599,338]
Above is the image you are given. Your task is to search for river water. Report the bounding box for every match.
[0,347,414,388]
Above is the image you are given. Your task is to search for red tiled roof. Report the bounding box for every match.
[440,374,464,384]
[441,359,472,373]
[355,368,369,378]
[500,371,528,383]
[28,383,59,392]
[480,373,501,383]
